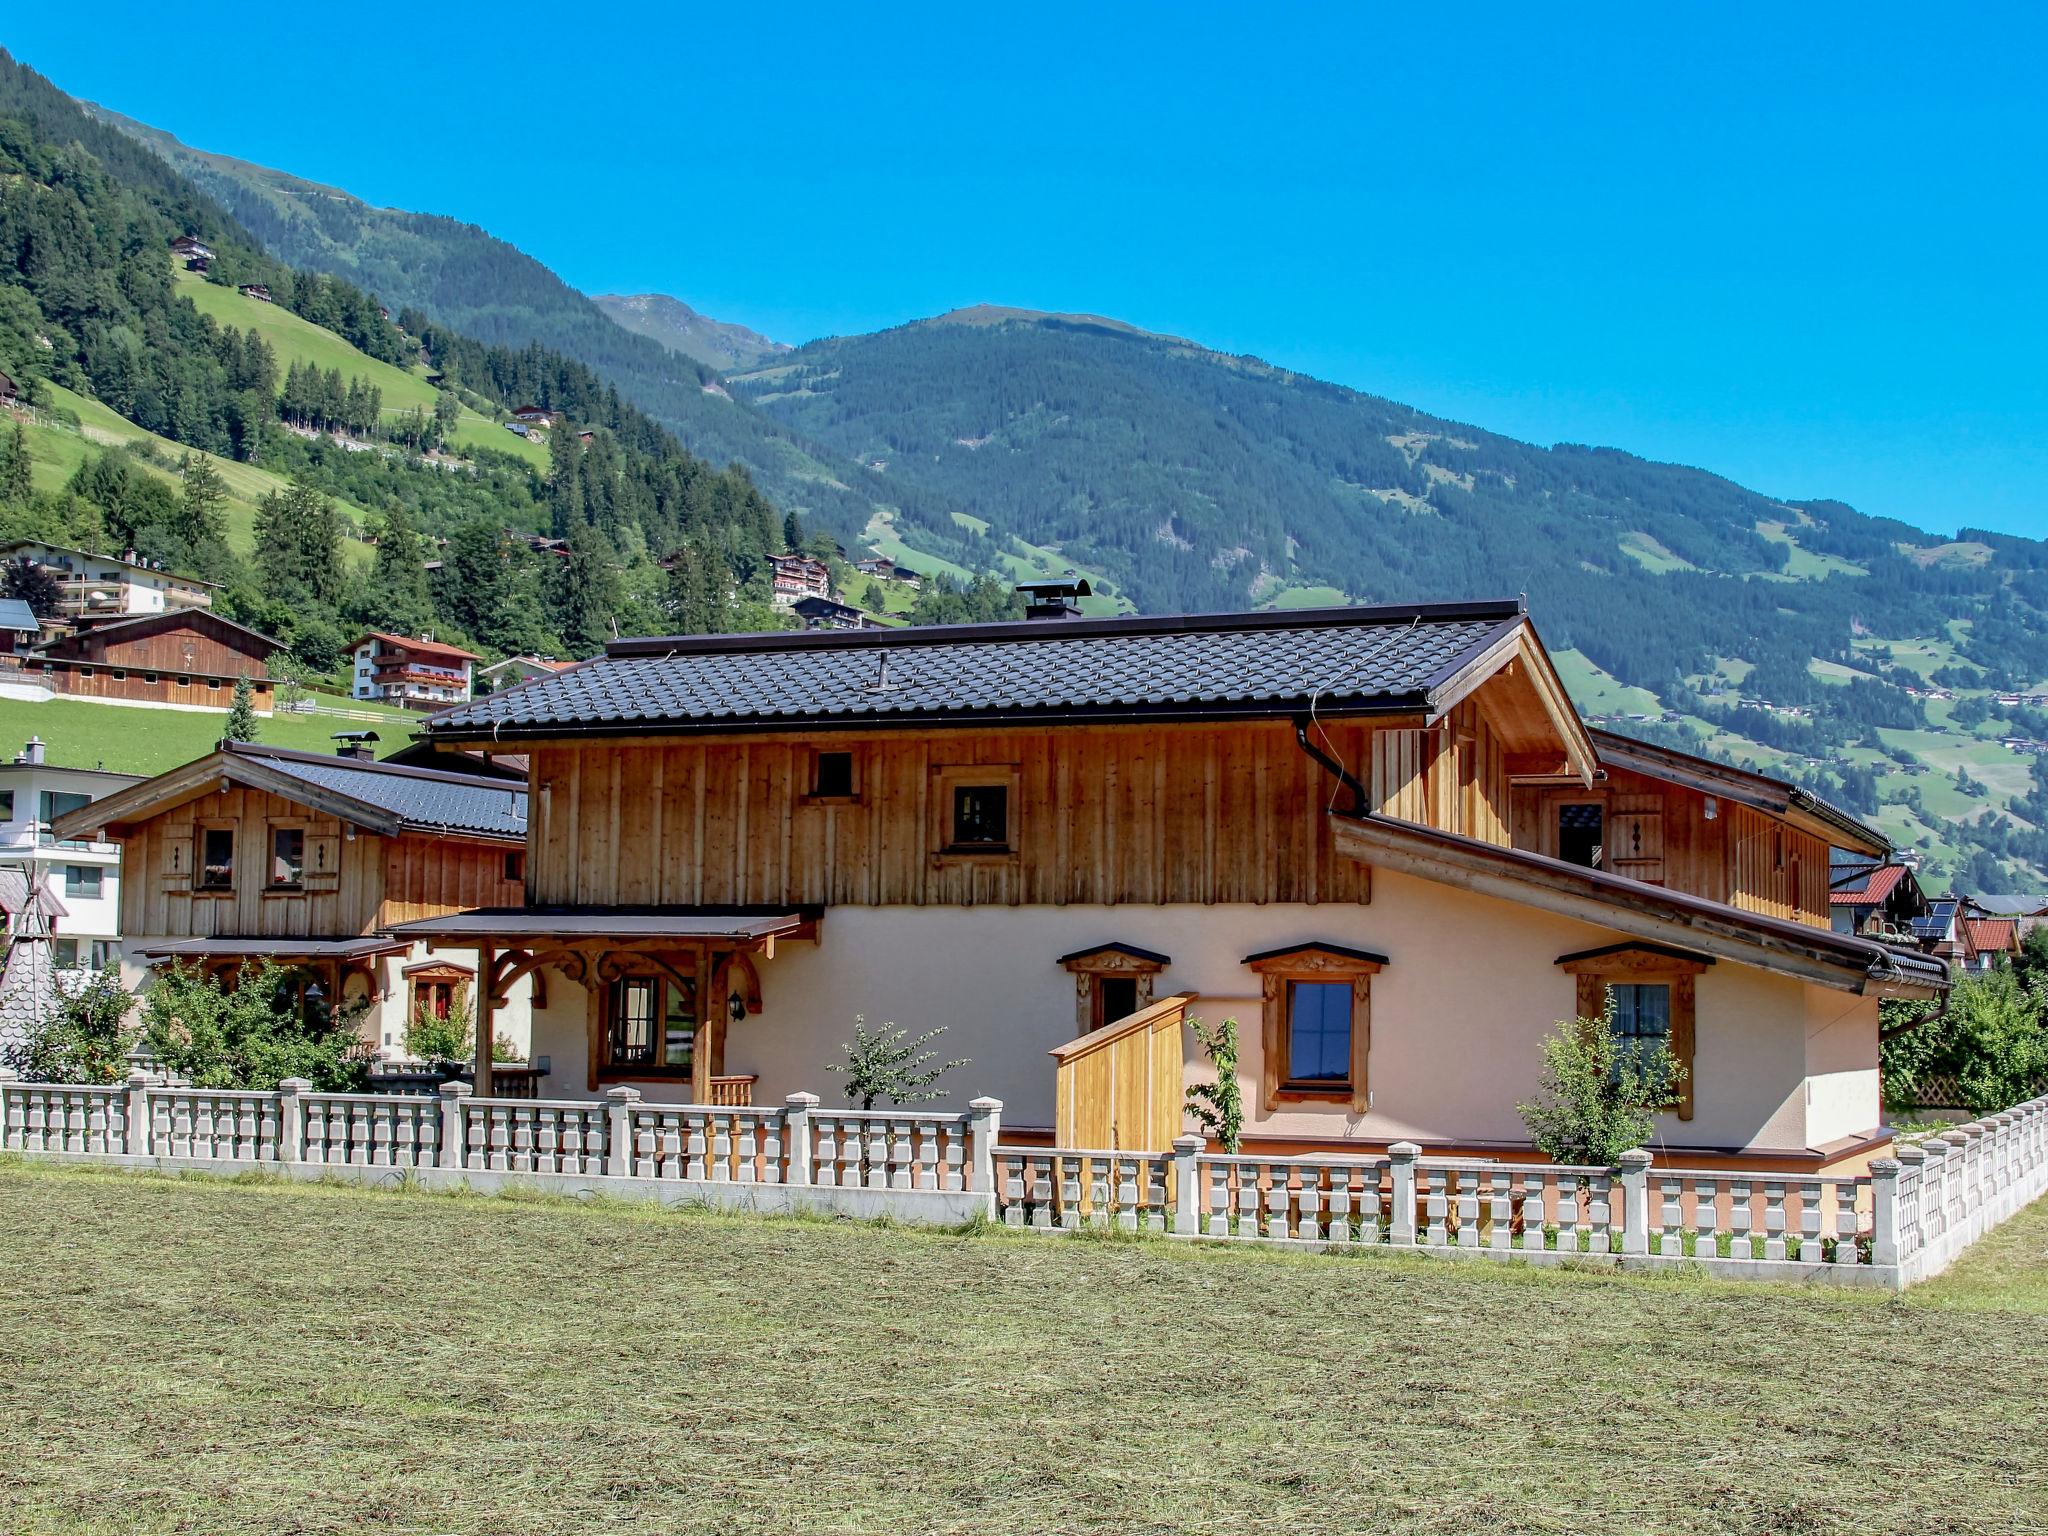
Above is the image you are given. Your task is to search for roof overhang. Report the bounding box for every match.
[52,750,405,842]
[1425,618,1598,788]
[1590,729,1888,856]
[137,937,409,963]
[1330,812,1947,999]
[386,908,816,957]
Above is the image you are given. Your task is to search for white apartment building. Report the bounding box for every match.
[0,541,217,621]
[0,739,141,972]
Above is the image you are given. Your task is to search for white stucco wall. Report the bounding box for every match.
[522,867,1882,1156]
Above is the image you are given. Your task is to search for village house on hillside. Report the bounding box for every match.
[398,591,1944,1171]
[349,632,478,710]
[4,610,284,716]
[53,741,535,1072]
[0,540,217,620]
[477,655,577,691]
[769,553,833,609]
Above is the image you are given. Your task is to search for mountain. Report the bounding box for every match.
[67,89,2048,892]
[85,107,971,557]
[593,293,787,372]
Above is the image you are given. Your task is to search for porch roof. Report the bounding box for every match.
[136,937,409,963]
[385,908,812,946]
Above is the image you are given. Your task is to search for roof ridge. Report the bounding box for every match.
[603,599,1527,660]
[226,741,528,793]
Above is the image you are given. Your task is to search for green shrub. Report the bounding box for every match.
[1515,1010,1684,1166]
[406,995,474,1062]
[16,964,134,1083]
[825,1017,967,1110]
[140,959,368,1091]
[1883,966,2048,1115]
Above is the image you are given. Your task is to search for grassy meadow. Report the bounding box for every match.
[0,1160,2042,1535]
[0,695,410,774]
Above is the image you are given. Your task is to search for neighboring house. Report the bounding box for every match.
[1961,893,2048,940]
[401,594,1945,1169]
[0,597,41,655]
[237,284,272,302]
[769,554,832,608]
[0,541,217,619]
[0,368,18,406]
[169,234,214,271]
[1912,896,1964,960]
[1829,858,1929,941]
[349,632,478,709]
[512,405,561,426]
[17,610,284,714]
[0,739,142,976]
[1961,913,2021,972]
[791,595,882,631]
[477,655,577,691]
[854,556,897,580]
[52,742,535,1066]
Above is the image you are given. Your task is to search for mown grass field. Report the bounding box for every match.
[0,1160,2043,1536]
[0,695,409,774]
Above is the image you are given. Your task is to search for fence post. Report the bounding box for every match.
[437,1080,472,1172]
[275,1077,311,1163]
[968,1097,1004,1198]
[784,1092,819,1185]
[1388,1142,1419,1245]
[0,1067,15,1146]
[1173,1134,1203,1234]
[1618,1149,1653,1256]
[603,1086,641,1179]
[124,1070,154,1157]
[1870,1154,1905,1270]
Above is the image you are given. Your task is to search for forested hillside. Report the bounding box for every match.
[0,50,800,673]
[89,108,996,566]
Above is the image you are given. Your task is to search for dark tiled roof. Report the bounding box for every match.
[423,601,1527,739]
[230,746,527,840]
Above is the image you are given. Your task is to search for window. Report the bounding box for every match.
[1557,944,1704,1120]
[504,850,525,883]
[605,974,698,1074]
[1285,980,1353,1083]
[1098,975,1139,1027]
[206,678,221,691]
[39,790,91,848]
[62,865,102,900]
[111,669,126,682]
[814,750,854,798]
[52,938,79,969]
[952,783,1008,847]
[175,676,191,688]
[1607,983,1673,1074]
[1060,943,1168,1034]
[1558,803,1604,868]
[144,672,159,685]
[88,939,116,971]
[199,828,235,890]
[0,790,13,820]
[269,827,305,889]
[1245,943,1383,1111]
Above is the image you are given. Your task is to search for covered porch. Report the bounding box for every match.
[388,908,819,1101]
[134,936,410,1029]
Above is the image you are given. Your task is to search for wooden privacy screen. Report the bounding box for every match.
[1051,993,1195,1151]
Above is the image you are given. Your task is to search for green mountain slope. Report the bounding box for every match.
[592,293,788,372]
[87,108,977,558]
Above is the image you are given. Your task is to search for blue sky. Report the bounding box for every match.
[9,4,2045,537]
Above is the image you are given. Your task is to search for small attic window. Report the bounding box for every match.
[815,751,854,798]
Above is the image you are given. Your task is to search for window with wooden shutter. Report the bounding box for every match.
[305,831,341,889]
[1607,799,1665,884]
[160,830,194,891]
[1556,943,1706,1120]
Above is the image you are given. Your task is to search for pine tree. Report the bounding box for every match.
[1,420,31,504]
[553,522,619,655]
[223,675,260,743]
[370,503,433,634]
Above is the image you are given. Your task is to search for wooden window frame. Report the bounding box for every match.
[1059,944,1168,1035]
[195,822,236,895]
[265,821,308,893]
[599,971,702,1080]
[1557,943,1707,1121]
[801,745,863,806]
[1245,944,1383,1113]
[929,764,1020,860]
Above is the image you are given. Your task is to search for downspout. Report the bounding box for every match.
[1293,718,1368,815]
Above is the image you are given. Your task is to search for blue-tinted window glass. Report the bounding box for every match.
[1286,980,1352,1082]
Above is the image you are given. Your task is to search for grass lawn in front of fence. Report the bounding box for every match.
[0,1160,2043,1536]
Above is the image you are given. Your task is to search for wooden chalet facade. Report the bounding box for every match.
[20,610,282,714]
[401,597,1946,1171]
[54,744,532,1063]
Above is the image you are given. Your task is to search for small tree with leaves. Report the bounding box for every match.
[1184,1014,1244,1152]
[1516,1008,1684,1166]
[825,1016,968,1110]
[223,675,260,743]
[1,555,61,619]
[16,965,134,1083]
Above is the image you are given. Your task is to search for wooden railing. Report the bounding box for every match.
[708,1074,758,1107]
[1049,992,1195,1152]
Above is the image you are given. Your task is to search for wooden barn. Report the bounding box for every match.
[26,610,284,713]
